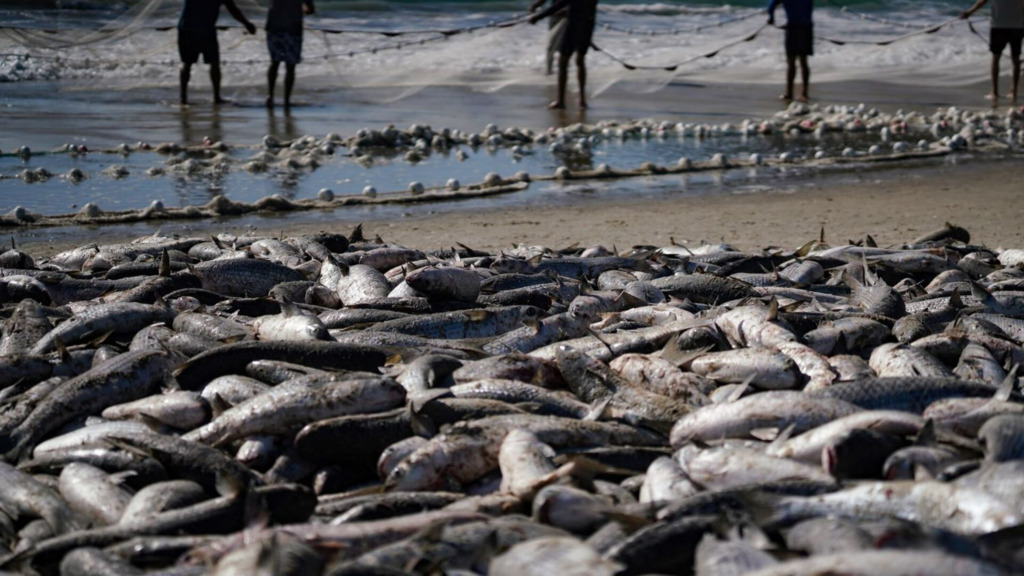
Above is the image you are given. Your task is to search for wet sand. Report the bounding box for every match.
[2,73,998,151]
[16,156,1023,258]
[6,70,1021,257]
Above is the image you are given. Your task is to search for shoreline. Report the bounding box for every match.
[2,75,1010,152]
[14,156,1023,259]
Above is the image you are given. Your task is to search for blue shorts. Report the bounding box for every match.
[178,28,220,64]
[267,31,303,65]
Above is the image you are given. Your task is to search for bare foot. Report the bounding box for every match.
[1010,93,1018,106]
[213,98,227,105]
[985,93,999,107]
[779,93,793,101]
[547,101,565,109]
[578,98,588,109]
[265,96,274,108]
[797,94,809,103]
[179,100,189,107]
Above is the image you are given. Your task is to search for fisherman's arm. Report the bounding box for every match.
[223,0,257,34]
[304,0,315,16]
[767,0,781,25]
[530,0,569,23]
[959,0,987,19]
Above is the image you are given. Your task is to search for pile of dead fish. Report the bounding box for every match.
[1,221,1024,575]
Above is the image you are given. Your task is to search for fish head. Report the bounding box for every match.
[385,446,448,492]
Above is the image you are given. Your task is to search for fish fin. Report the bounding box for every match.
[584,397,612,421]
[913,464,936,481]
[949,287,963,309]
[523,318,542,336]
[615,290,647,309]
[409,388,452,413]
[209,393,231,418]
[766,424,796,454]
[819,226,826,245]
[54,336,70,363]
[158,248,171,277]
[279,300,299,317]
[603,511,652,530]
[107,470,138,486]
[794,239,817,258]
[658,333,712,366]
[733,490,788,528]
[724,378,752,403]
[994,365,1019,402]
[410,518,451,544]
[969,282,994,305]
[766,297,779,321]
[348,223,365,243]
[212,236,226,250]
[750,428,781,441]
[215,469,247,498]
[914,419,937,447]
[409,408,439,439]
[135,413,171,434]
[103,437,153,460]
[566,455,640,480]
[865,234,878,248]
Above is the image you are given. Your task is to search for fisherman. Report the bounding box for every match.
[529,0,599,110]
[528,0,568,75]
[960,0,1023,106]
[177,0,257,106]
[266,0,316,110]
[767,0,814,103]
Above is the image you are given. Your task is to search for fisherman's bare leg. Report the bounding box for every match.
[284,63,296,109]
[576,52,587,109]
[267,61,280,107]
[1010,52,1020,105]
[781,54,796,100]
[798,55,810,102]
[211,61,225,104]
[989,53,1001,105]
[549,51,569,109]
[179,63,192,106]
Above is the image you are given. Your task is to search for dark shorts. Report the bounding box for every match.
[267,30,303,65]
[991,28,1023,58]
[178,28,219,65]
[559,19,594,56]
[785,24,814,57]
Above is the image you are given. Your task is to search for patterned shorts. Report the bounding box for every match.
[267,31,303,64]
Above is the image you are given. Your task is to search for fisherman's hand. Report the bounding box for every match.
[767,14,775,25]
[529,15,540,24]
[958,10,970,19]
[244,21,257,34]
